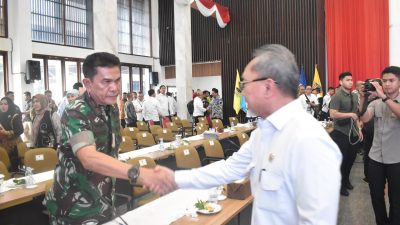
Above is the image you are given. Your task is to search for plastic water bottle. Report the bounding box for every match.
[159,138,165,151]
[230,122,235,131]
[25,167,35,187]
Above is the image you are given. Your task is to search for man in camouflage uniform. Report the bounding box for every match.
[44,52,176,225]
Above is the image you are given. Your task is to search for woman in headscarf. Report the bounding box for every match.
[0,97,23,171]
[31,94,61,149]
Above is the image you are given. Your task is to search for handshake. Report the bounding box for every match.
[138,165,178,196]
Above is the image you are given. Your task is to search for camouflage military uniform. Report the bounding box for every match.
[44,92,121,225]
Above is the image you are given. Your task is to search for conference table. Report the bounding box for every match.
[105,188,253,225]
[0,123,255,211]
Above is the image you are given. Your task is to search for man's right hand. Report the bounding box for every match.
[138,166,177,195]
[349,112,359,121]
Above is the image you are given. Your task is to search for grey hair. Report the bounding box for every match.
[251,44,299,98]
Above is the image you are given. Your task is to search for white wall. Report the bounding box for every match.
[162,76,222,97]
[390,0,400,66]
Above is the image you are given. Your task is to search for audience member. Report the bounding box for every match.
[0,97,23,171]
[329,71,362,196]
[210,88,223,119]
[125,93,137,127]
[31,94,61,149]
[143,89,161,125]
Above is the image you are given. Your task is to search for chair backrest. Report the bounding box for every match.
[0,147,11,169]
[149,125,162,135]
[119,136,136,153]
[136,121,149,131]
[195,124,207,135]
[17,142,29,159]
[175,146,201,169]
[167,122,180,133]
[237,132,250,146]
[157,128,175,142]
[0,161,10,180]
[171,116,182,126]
[126,156,156,169]
[212,119,224,130]
[24,148,58,173]
[136,132,156,148]
[198,122,209,130]
[181,119,194,136]
[198,117,208,125]
[229,117,239,126]
[122,127,139,141]
[202,139,225,158]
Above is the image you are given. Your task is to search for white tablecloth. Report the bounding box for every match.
[104,189,210,225]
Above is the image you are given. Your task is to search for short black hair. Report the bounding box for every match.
[381,66,400,79]
[73,82,83,90]
[328,87,335,90]
[82,52,120,79]
[148,89,155,96]
[45,90,52,94]
[159,85,166,89]
[5,91,14,96]
[212,88,218,94]
[24,91,31,97]
[339,72,352,81]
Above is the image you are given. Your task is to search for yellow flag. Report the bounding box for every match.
[233,69,241,114]
[312,64,323,96]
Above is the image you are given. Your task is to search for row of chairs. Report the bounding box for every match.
[0,146,58,178]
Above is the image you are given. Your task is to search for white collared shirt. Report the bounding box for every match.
[142,97,161,122]
[156,93,169,116]
[175,100,342,225]
[133,99,145,121]
[299,93,319,115]
[193,96,206,117]
[322,93,332,113]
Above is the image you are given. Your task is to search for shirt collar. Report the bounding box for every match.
[257,99,299,131]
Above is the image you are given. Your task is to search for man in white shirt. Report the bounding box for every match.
[156,85,170,116]
[321,87,335,121]
[152,44,342,225]
[133,91,145,122]
[142,89,161,125]
[166,92,177,117]
[299,85,319,116]
[193,91,207,124]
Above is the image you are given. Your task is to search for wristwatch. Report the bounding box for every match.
[382,96,390,102]
[127,165,140,185]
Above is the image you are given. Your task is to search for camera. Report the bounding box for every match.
[363,79,382,92]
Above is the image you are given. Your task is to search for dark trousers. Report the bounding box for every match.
[368,159,400,225]
[120,119,126,128]
[330,130,357,186]
[363,132,374,180]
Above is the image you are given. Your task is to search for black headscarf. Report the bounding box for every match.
[0,97,18,130]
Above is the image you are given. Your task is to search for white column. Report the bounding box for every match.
[7,0,33,108]
[174,0,193,119]
[390,0,400,66]
[93,0,118,54]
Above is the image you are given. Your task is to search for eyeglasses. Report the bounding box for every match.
[0,102,8,105]
[240,77,279,90]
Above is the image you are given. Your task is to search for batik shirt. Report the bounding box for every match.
[44,92,122,225]
[210,96,223,119]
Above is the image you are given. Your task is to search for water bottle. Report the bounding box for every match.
[230,122,235,131]
[25,167,35,187]
[159,138,165,151]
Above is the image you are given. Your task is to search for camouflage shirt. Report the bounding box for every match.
[44,92,122,225]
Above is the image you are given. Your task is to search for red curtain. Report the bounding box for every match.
[325,0,389,88]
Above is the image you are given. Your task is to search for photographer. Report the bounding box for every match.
[299,85,319,116]
[359,66,400,225]
[329,71,363,196]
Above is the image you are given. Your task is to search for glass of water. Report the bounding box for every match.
[208,188,218,204]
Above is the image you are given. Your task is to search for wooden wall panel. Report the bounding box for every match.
[165,62,221,79]
[159,0,325,122]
